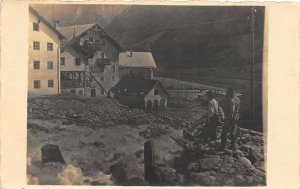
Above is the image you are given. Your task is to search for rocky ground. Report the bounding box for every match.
[27,94,265,186]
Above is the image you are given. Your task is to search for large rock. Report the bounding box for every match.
[153,163,178,185]
[253,161,265,172]
[198,157,222,171]
[247,149,263,163]
[238,157,255,170]
[239,145,255,153]
[110,155,146,185]
[190,172,218,186]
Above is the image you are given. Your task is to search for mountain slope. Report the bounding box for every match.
[105,6,264,74]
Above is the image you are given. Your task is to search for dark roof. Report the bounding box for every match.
[61,38,89,57]
[29,7,65,40]
[57,23,122,51]
[112,76,166,97]
[57,23,95,40]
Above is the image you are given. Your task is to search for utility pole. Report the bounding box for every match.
[176,72,179,98]
[250,7,256,123]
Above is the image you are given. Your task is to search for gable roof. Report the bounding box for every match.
[57,23,95,41]
[61,38,89,57]
[29,7,65,40]
[119,52,157,69]
[57,23,122,51]
[111,75,166,97]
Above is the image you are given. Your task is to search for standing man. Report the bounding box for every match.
[204,91,219,142]
[220,88,240,150]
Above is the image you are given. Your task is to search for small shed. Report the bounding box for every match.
[111,76,168,111]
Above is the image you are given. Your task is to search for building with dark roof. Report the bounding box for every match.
[60,38,89,95]
[111,75,168,110]
[57,23,122,97]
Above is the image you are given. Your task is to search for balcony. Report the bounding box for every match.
[61,80,84,89]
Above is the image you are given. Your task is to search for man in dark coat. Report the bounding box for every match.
[220,88,240,150]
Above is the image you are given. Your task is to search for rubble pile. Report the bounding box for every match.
[27,94,265,186]
[170,127,265,186]
[28,94,206,129]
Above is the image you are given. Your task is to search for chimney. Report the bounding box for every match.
[126,50,133,57]
[55,20,59,28]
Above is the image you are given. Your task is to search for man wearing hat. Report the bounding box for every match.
[220,88,240,150]
[204,90,219,142]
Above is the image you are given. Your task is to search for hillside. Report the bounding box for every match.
[105,6,264,131]
[106,6,264,73]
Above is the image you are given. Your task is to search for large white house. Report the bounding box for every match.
[28,7,65,96]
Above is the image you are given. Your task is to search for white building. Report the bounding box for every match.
[119,51,157,80]
[28,7,65,95]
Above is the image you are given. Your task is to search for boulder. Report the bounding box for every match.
[110,155,146,185]
[190,171,210,183]
[201,175,218,186]
[233,149,244,158]
[153,164,178,185]
[239,145,255,153]
[253,161,265,172]
[247,149,263,163]
[223,149,233,156]
[238,157,255,170]
[198,157,221,171]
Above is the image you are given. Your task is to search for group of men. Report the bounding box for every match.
[204,88,240,150]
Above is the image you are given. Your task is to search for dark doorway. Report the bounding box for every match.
[146,100,152,111]
[153,100,159,111]
[91,88,96,97]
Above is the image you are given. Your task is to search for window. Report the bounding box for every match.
[99,40,105,46]
[112,53,118,60]
[47,61,53,69]
[33,41,40,50]
[90,66,94,73]
[112,76,115,81]
[89,37,93,42]
[75,58,81,65]
[101,77,104,82]
[48,80,54,88]
[154,89,159,95]
[60,57,65,65]
[47,43,53,51]
[89,77,93,82]
[101,89,105,95]
[33,23,39,31]
[100,65,104,73]
[33,61,40,69]
[111,66,116,73]
[34,80,40,88]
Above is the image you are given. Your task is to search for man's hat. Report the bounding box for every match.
[226,88,235,94]
[206,90,214,97]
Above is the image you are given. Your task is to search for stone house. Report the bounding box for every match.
[111,75,168,110]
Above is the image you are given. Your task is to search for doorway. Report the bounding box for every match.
[91,88,96,97]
